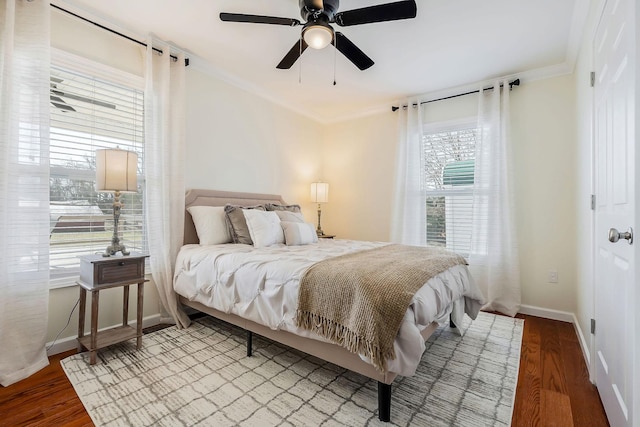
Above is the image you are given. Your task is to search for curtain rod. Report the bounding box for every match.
[391,79,520,112]
[51,4,190,67]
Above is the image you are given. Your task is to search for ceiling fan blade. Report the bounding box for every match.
[51,89,116,109]
[276,39,309,69]
[220,13,301,26]
[333,0,417,26]
[50,95,76,112]
[333,32,374,70]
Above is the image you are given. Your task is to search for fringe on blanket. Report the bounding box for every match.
[295,310,396,372]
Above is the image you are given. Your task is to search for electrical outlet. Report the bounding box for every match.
[548,270,558,283]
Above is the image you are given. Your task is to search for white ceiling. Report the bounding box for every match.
[56,0,587,123]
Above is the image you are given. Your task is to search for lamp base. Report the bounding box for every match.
[102,191,130,257]
[103,241,130,257]
[316,203,324,236]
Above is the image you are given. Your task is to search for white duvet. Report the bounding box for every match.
[173,239,484,376]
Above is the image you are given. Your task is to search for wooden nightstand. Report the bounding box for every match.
[77,253,149,364]
[318,234,335,239]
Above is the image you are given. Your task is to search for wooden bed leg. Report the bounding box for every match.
[378,382,391,422]
[246,331,253,357]
[449,313,456,328]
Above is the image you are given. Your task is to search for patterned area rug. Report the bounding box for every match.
[61,312,523,427]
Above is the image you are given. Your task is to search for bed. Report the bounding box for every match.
[174,189,484,422]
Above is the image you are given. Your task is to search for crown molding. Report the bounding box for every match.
[188,56,326,125]
[53,0,328,124]
[322,0,592,124]
[326,60,575,125]
[323,103,393,124]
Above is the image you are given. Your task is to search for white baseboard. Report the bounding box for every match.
[46,314,162,356]
[518,304,592,377]
[518,304,574,323]
[571,313,591,368]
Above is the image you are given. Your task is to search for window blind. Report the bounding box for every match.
[422,127,477,255]
[49,65,145,286]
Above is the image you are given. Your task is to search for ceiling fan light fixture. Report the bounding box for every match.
[303,24,333,49]
[221,0,418,70]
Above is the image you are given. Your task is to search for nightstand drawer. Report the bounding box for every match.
[78,253,148,289]
[97,259,143,284]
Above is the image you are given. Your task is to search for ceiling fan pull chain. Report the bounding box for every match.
[298,37,303,84]
[333,35,337,86]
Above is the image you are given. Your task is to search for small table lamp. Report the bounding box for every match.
[310,181,329,236]
[96,148,138,257]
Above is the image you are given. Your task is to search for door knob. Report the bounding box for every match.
[609,227,633,244]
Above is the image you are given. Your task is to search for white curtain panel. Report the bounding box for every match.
[143,38,190,328]
[391,100,427,246]
[0,0,51,386]
[469,80,521,316]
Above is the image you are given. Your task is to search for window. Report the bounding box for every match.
[423,122,477,255]
[49,56,145,287]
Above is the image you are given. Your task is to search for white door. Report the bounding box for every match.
[593,0,637,425]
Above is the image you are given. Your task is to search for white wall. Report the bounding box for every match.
[51,9,143,77]
[322,112,398,241]
[323,75,580,315]
[510,75,578,313]
[184,66,324,221]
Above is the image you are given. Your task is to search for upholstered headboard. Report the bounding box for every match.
[183,189,286,245]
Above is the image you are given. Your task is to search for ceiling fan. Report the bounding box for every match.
[220,0,417,71]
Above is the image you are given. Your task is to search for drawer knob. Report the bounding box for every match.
[118,261,125,266]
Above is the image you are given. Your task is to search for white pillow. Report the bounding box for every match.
[242,209,285,248]
[187,206,232,245]
[280,221,319,246]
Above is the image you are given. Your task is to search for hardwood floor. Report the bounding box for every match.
[511,315,609,427]
[0,349,92,427]
[0,315,609,426]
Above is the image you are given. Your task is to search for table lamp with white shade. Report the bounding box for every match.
[96,148,138,257]
[310,181,329,236]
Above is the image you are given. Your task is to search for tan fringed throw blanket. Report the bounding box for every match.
[295,244,467,372]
